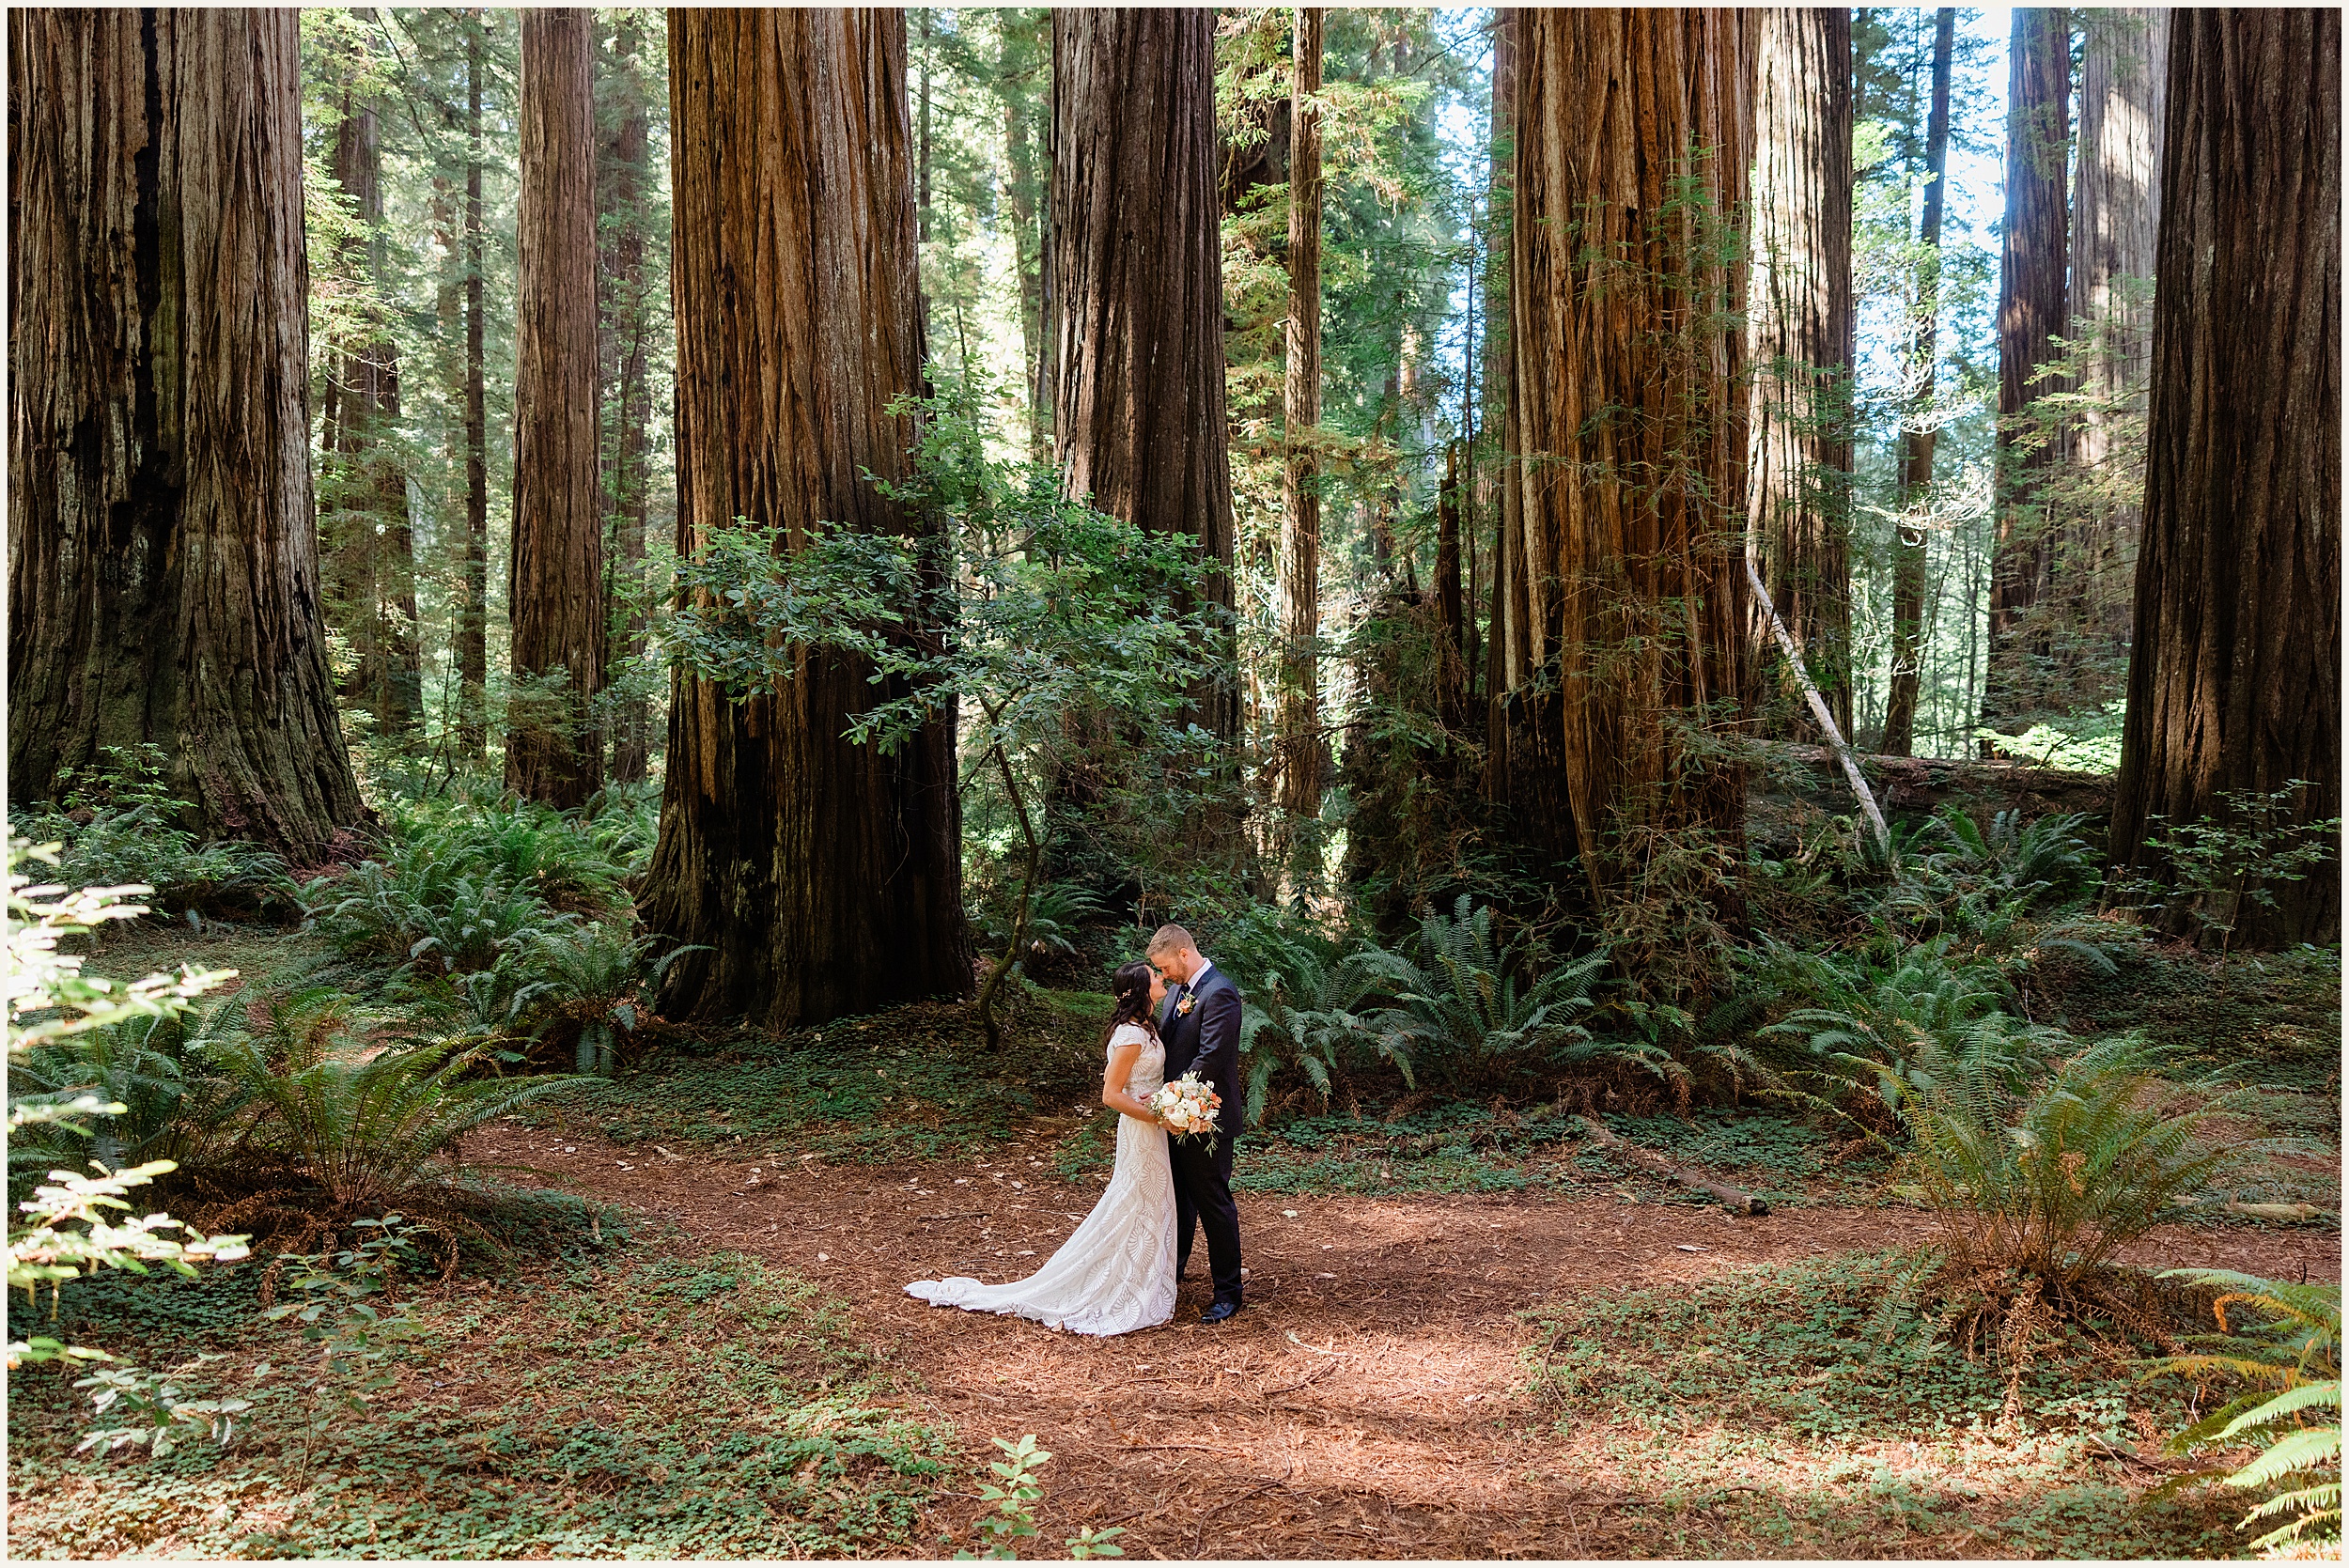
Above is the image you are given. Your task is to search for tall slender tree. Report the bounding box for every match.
[1744,5,1855,740]
[458,11,490,757]
[2108,8,2340,948]
[598,10,658,784]
[319,71,424,740]
[1507,8,1755,902]
[643,8,971,1028]
[1982,6,2072,743]
[8,8,364,853]
[2059,8,2170,677]
[507,8,604,807]
[1881,7,1955,758]
[1276,8,1327,828]
[1049,8,1239,749]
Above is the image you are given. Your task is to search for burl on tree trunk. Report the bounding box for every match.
[2108,8,2341,949]
[8,8,364,858]
[642,8,971,1030]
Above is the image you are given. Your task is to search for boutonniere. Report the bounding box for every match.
[1175,994,1196,1017]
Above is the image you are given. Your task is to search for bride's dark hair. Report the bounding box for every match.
[1101,960,1160,1047]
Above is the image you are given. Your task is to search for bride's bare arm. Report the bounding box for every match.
[1101,1037,1164,1126]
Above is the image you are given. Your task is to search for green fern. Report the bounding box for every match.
[185,988,578,1210]
[2147,1269,2341,1550]
[1904,1036,2263,1286]
[1350,896,1609,1088]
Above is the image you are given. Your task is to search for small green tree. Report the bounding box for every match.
[671,373,1232,1047]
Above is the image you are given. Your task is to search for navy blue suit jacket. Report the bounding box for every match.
[1159,962,1242,1121]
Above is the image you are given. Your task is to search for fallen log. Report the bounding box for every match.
[1575,1115,1770,1217]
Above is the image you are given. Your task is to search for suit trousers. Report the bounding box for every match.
[1169,1128,1243,1302]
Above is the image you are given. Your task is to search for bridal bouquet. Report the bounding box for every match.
[1149,1072,1221,1147]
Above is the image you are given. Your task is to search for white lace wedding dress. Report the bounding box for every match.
[905,1022,1176,1337]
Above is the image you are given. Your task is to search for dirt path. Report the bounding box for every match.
[472,1121,2341,1559]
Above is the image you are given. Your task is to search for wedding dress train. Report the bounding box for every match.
[905,1022,1176,1337]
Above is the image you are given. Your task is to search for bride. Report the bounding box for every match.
[905,961,1176,1336]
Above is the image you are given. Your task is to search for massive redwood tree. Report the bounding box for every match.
[1504,8,1755,901]
[642,8,970,1028]
[1276,8,1327,825]
[8,8,363,855]
[1744,5,1854,739]
[598,10,659,784]
[1049,8,1239,748]
[507,8,605,807]
[1982,7,2072,739]
[2108,8,2341,948]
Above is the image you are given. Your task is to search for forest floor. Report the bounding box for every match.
[470,1117,2340,1560]
[8,924,2342,1559]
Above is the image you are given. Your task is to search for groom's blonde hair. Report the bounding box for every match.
[1146,924,1196,958]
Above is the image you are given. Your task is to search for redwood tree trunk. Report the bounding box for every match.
[643,8,971,1028]
[1049,8,1239,749]
[2108,8,2340,949]
[1744,6,1854,740]
[599,10,655,784]
[1983,7,2072,740]
[8,8,364,855]
[2061,8,2170,681]
[1511,8,1755,902]
[459,17,490,758]
[1882,7,1955,757]
[1276,8,1326,825]
[507,8,605,808]
[322,93,423,739]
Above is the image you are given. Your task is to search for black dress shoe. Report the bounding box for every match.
[1199,1297,1243,1326]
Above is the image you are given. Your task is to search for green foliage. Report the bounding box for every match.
[1349,897,1612,1089]
[2148,1269,2341,1550]
[7,746,288,918]
[8,1251,957,1558]
[1921,808,2099,907]
[72,1357,251,1460]
[1235,934,1397,1127]
[1902,1037,2263,1287]
[185,986,579,1212]
[2115,783,2343,953]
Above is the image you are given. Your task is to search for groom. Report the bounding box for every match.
[1146,924,1245,1325]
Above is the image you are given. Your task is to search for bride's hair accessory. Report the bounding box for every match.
[1100,959,1161,1048]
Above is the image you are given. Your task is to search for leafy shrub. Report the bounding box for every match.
[1921,808,2100,907]
[2115,782,2343,952]
[1903,1036,2261,1290]
[1235,940,1397,1126]
[7,844,248,1367]
[303,852,575,975]
[8,745,288,917]
[2150,1268,2341,1550]
[516,923,704,1076]
[1349,896,1611,1088]
[179,986,577,1220]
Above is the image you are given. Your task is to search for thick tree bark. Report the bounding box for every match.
[507,8,605,808]
[1510,8,1755,903]
[644,8,971,1028]
[1049,8,1239,749]
[1982,7,2072,739]
[459,17,490,758]
[1276,8,1325,826]
[598,10,655,784]
[1882,8,1955,757]
[2060,8,2170,682]
[322,92,423,739]
[2108,8,2340,949]
[1744,6,1854,741]
[8,8,364,855]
